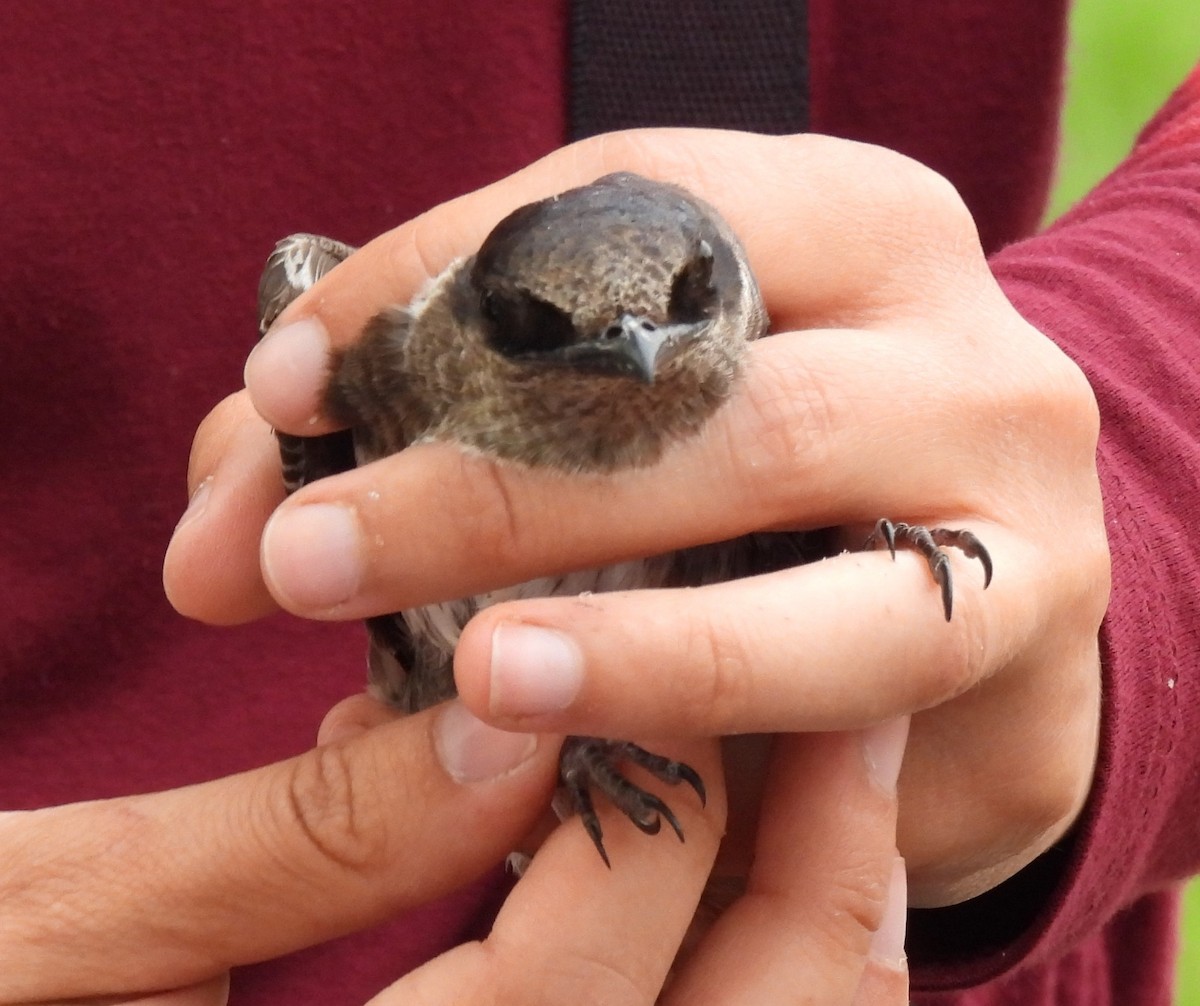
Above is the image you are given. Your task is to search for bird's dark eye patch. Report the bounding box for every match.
[668,241,717,323]
[481,288,577,357]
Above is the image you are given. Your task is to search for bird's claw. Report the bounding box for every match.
[867,518,993,620]
[558,736,706,867]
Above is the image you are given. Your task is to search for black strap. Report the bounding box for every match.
[569,0,808,140]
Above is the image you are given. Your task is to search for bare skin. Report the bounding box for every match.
[168,128,1106,904]
[0,702,907,1005]
[0,128,1104,1004]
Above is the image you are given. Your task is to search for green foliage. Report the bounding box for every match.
[1051,4,1199,1003]
[1182,881,1200,1006]
[1050,0,1200,219]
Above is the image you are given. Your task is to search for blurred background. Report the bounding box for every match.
[1051,1,1199,218]
[1051,1,1199,1002]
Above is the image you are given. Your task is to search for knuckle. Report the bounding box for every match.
[1011,764,1087,842]
[1047,489,1111,635]
[486,934,650,1006]
[755,855,888,964]
[913,598,990,708]
[591,128,720,199]
[953,598,995,695]
[556,957,648,1006]
[447,452,536,572]
[537,955,649,1006]
[277,743,387,877]
[682,607,757,724]
[405,212,460,293]
[591,128,665,177]
[1054,353,1103,459]
[884,151,976,244]
[921,648,979,710]
[913,166,976,241]
[824,859,891,941]
[724,345,839,521]
[854,154,984,307]
[1003,323,1102,460]
[851,144,977,246]
[998,320,1102,462]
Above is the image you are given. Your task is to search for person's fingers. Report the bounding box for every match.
[174,300,1093,630]
[316,690,400,745]
[253,311,1093,623]
[451,531,1009,737]
[367,738,725,1006]
[852,858,910,1006]
[163,390,282,624]
[171,128,1097,634]
[45,974,232,1006]
[447,516,1097,906]
[244,129,981,435]
[896,638,1100,907]
[662,720,909,1004]
[0,703,556,1004]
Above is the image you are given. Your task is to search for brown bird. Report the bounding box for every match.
[257,172,990,865]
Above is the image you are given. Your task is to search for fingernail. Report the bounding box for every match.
[863,716,910,796]
[261,503,363,612]
[244,317,330,428]
[436,701,539,782]
[489,622,584,717]
[174,476,213,532]
[869,856,908,969]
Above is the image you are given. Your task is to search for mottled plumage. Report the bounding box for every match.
[257,173,990,864]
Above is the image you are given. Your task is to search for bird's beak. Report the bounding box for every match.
[554,315,709,384]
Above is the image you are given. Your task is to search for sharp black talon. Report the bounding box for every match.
[631,791,686,842]
[557,736,704,865]
[980,548,994,588]
[676,762,708,808]
[868,519,993,621]
[934,556,954,621]
[659,806,686,843]
[628,796,663,835]
[612,741,706,816]
[928,527,994,594]
[956,530,993,588]
[871,517,898,559]
[572,781,611,868]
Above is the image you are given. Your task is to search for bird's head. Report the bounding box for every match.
[441,173,766,470]
[468,172,756,385]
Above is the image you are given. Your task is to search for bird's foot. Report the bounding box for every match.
[866,518,993,621]
[557,736,706,867]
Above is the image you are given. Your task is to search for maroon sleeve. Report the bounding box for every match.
[910,66,1200,998]
[808,0,1069,254]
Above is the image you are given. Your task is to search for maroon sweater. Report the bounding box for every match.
[2,3,1198,1004]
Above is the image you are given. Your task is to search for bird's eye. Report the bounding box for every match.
[668,240,717,323]
[480,287,577,357]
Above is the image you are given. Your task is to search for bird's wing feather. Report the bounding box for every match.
[257,233,357,333]
[256,234,359,492]
[257,233,428,705]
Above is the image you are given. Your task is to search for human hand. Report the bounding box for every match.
[1,697,906,1005]
[164,129,1109,909]
[0,701,559,1004]
[364,720,910,1006]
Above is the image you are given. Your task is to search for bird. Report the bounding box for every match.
[257,172,991,865]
